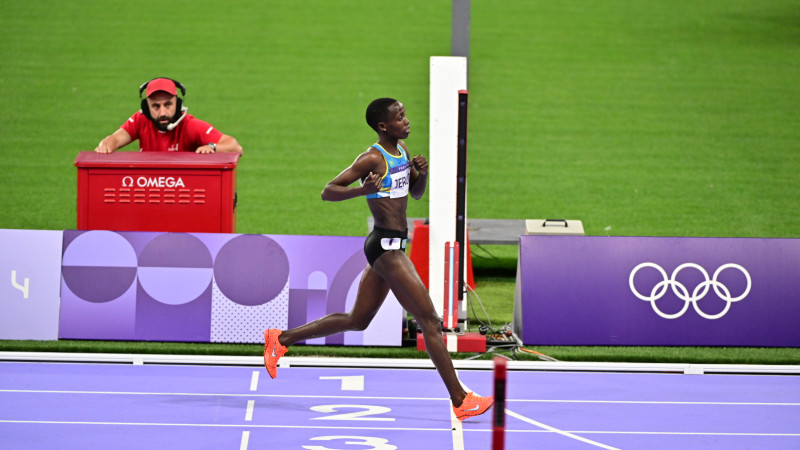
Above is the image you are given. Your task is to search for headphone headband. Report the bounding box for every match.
[139,78,186,123]
[138,77,186,98]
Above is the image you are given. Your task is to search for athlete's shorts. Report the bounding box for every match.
[364,226,408,267]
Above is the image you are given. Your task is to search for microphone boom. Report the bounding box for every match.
[167,107,188,131]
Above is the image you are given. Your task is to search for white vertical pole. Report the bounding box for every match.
[429,56,467,317]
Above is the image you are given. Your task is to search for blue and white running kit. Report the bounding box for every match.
[363,143,411,266]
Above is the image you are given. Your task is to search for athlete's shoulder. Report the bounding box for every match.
[362,144,385,158]
[352,145,385,169]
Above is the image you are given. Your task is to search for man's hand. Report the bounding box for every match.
[196,145,216,154]
[95,140,114,153]
[94,129,131,154]
[94,136,118,153]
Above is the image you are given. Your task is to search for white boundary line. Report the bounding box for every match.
[249,371,259,391]
[509,399,800,406]
[542,430,800,437]
[0,419,455,432]
[453,378,473,450]
[462,366,620,450]
[0,389,449,401]
[2,419,797,438]
[506,409,621,449]
[1,352,798,375]
[450,411,465,450]
[4,389,798,408]
[244,400,254,421]
[3,389,797,408]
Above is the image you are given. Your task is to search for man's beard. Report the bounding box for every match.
[153,113,179,132]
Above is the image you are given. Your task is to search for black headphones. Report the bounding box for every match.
[138,77,187,120]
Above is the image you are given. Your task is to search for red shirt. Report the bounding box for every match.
[121,111,223,152]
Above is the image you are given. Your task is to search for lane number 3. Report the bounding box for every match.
[302,436,397,450]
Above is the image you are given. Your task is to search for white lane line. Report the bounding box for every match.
[0,419,455,431]
[0,389,449,401]
[1,420,798,437]
[6,389,796,406]
[250,371,259,391]
[508,399,800,406]
[240,431,250,450]
[449,407,465,450]
[552,430,800,437]
[450,377,479,450]
[245,400,255,421]
[506,409,621,450]
[244,371,257,450]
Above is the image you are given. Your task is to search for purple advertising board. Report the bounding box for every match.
[513,235,800,346]
[60,230,402,346]
[0,229,63,340]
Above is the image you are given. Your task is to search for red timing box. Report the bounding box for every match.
[75,151,240,233]
[416,332,487,353]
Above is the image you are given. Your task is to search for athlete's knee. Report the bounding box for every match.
[346,313,373,331]
[416,315,442,334]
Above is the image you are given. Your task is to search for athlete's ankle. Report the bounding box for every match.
[452,392,468,407]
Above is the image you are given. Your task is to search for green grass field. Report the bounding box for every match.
[0,1,798,364]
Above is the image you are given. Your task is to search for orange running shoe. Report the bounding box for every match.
[263,329,288,379]
[452,392,494,421]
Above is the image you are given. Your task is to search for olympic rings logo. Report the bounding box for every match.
[629,263,751,320]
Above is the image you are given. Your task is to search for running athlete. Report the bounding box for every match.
[264,98,493,421]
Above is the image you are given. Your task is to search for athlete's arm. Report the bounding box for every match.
[409,154,428,200]
[321,151,382,202]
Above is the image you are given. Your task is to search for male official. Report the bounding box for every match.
[95,77,242,154]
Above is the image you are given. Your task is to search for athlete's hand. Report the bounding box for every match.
[412,155,428,175]
[362,171,382,195]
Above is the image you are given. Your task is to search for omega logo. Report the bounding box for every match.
[121,176,186,188]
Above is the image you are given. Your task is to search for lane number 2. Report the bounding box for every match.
[309,404,395,421]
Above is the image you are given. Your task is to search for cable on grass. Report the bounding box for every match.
[463,286,559,362]
[517,346,559,362]
[465,283,494,332]
[470,244,500,261]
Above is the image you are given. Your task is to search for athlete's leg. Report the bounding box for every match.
[278,265,390,347]
[372,250,468,406]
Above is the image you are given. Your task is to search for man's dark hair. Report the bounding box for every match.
[365,98,398,132]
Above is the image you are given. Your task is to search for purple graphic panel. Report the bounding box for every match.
[60,231,401,346]
[0,230,63,340]
[513,235,800,346]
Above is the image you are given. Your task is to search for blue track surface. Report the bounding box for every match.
[1,362,798,449]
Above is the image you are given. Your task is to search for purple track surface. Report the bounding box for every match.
[1,361,798,449]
